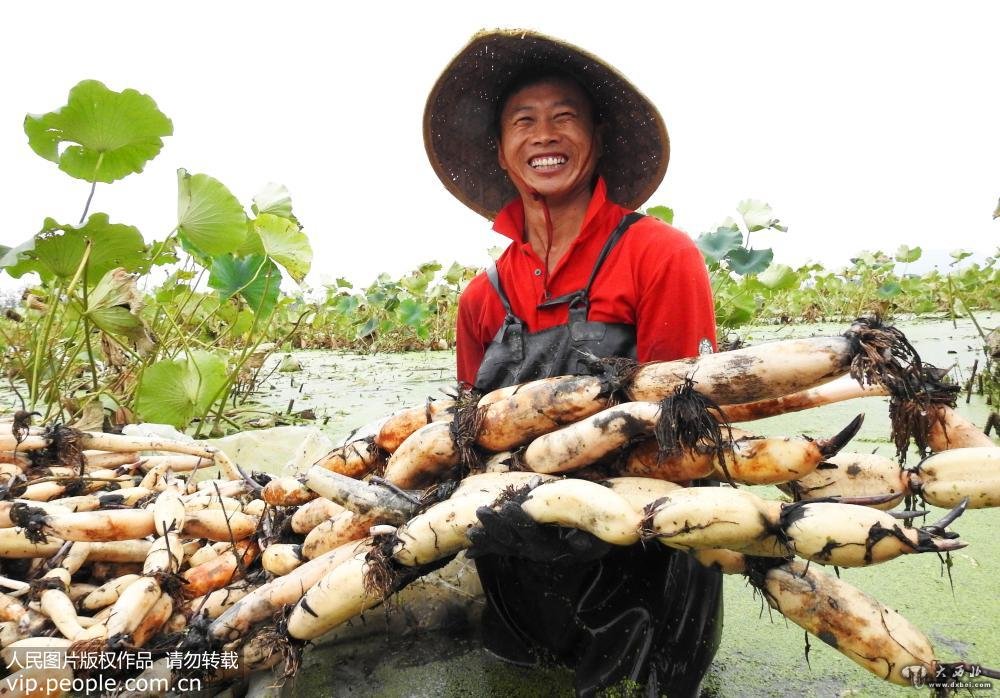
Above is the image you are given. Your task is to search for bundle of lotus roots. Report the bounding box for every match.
[0,317,996,696]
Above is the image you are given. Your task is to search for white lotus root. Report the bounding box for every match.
[0,320,994,691]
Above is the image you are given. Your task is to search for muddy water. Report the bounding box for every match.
[263,315,998,448]
[249,351,457,444]
[257,315,999,697]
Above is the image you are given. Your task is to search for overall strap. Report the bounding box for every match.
[537,212,644,317]
[581,212,644,298]
[486,261,523,344]
[485,262,515,317]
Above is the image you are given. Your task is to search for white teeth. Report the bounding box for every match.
[530,156,567,168]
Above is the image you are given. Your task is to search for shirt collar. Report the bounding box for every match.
[492,177,612,244]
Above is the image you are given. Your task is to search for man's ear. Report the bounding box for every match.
[497,138,508,172]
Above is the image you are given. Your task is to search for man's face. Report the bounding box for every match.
[497,79,601,204]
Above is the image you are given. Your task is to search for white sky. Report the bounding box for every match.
[2,1,998,292]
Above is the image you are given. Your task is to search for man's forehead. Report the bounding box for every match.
[501,79,590,112]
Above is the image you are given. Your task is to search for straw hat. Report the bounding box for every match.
[424,29,670,220]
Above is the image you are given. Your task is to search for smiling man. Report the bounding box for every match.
[424,30,721,696]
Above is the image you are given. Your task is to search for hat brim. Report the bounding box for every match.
[424,29,670,220]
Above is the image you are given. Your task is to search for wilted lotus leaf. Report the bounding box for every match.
[82,267,147,341]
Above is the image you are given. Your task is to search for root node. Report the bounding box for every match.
[9,502,49,544]
[655,378,734,484]
[449,386,486,478]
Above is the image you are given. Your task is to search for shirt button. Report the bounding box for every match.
[534,269,542,276]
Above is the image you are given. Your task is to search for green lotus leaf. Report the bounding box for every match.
[1,214,148,283]
[87,306,144,339]
[234,225,265,258]
[148,237,180,268]
[0,238,39,275]
[899,276,924,295]
[696,226,742,263]
[135,350,228,428]
[208,253,281,317]
[252,182,295,220]
[736,199,787,232]
[727,247,773,276]
[355,317,378,340]
[228,309,254,339]
[757,263,799,290]
[310,311,328,330]
[278,355,303,372]
[401,270,430,296]
[716,288,757,327]
[645,205,674,225]
[444,262,466,286]
[251,214,312,283]
[176,169,248,258]
[851,251,878,267]
[24,80,172,183]
[334,295,360,315]
[397,298,430,328]
[894,245,922,264]
[877,281,902,299]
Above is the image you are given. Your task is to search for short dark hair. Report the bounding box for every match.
[493,67,601,137]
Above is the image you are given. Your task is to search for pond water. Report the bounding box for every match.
[250,315,998,697]
[255,314,997,447]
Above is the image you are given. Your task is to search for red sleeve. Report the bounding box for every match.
[634,237,716,362]
[455,273,492,386]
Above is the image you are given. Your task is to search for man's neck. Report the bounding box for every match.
[522,187,592,273]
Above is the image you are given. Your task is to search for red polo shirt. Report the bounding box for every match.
[456,178,717,385]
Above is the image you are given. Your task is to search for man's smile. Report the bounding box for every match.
[529,154,568,171]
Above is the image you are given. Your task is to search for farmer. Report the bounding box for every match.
[424,30,722,696]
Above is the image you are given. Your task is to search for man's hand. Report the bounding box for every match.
[467,499,611,564]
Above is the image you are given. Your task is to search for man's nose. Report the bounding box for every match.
[530,118,560,144]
